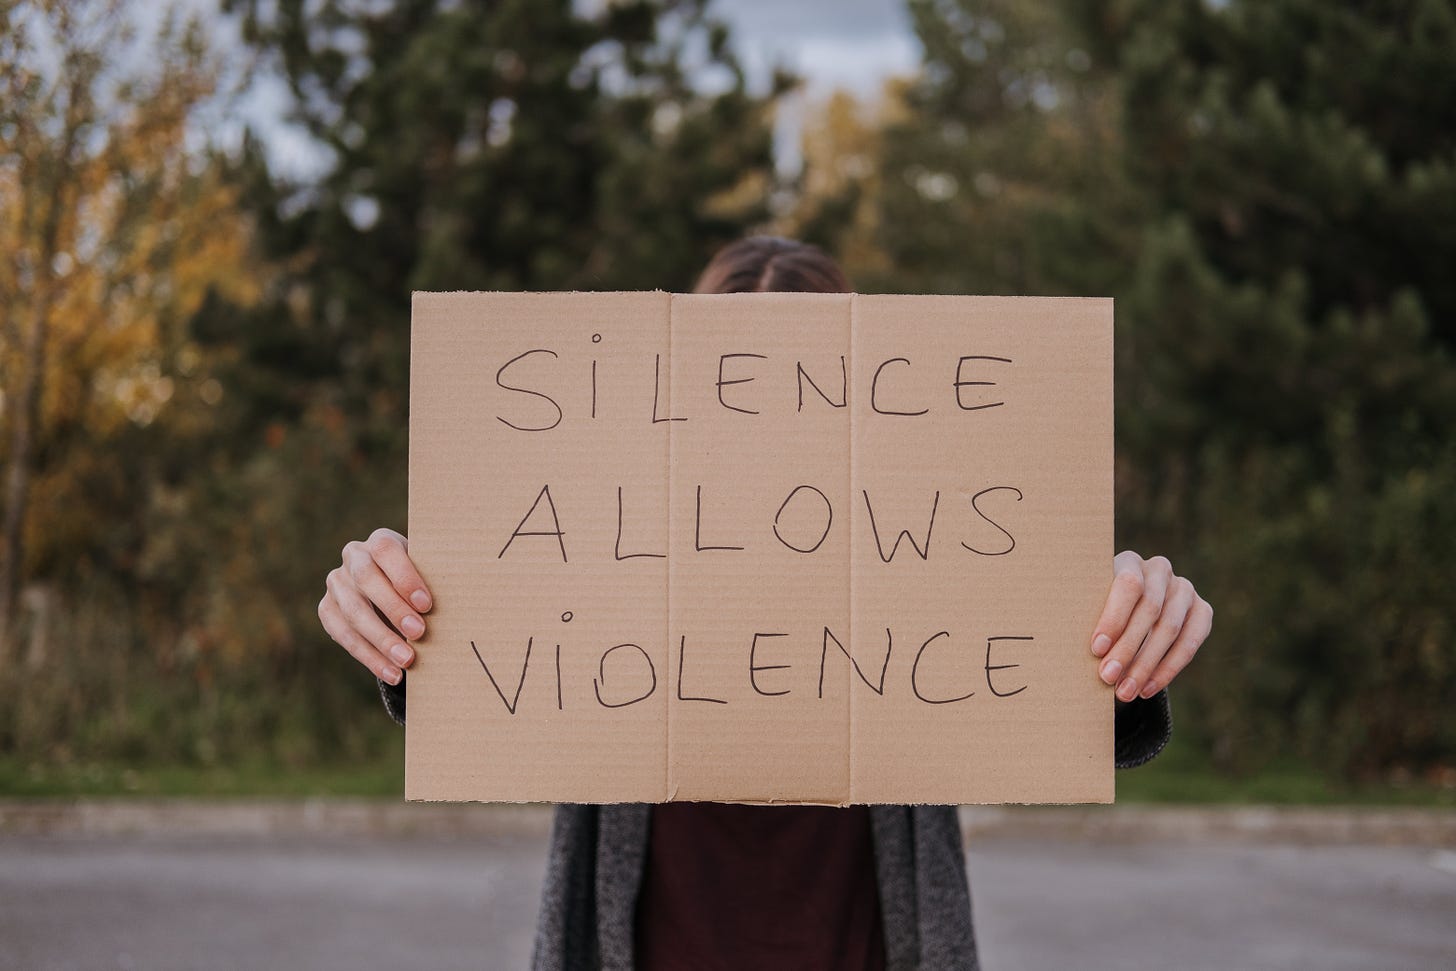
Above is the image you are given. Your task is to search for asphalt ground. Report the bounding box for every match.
[2,803,1453,970]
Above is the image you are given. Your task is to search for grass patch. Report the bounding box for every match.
[0,732,404,798]
[1116,733,1456,807]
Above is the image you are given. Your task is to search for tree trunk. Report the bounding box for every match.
[0,286,48,659]
[0,150,67,659]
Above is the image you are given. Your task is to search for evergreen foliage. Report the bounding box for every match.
[799,0,1456,779]
[192,0,791,764]
[4,0,1450,788]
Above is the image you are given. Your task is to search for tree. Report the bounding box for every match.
[1110,0,1456,778]
[789,86,901,282]
[220,0,791,444]
[0,0,254,660]
[796,0,1143,296]
[201,0,793,679]
[795,0,1456,780]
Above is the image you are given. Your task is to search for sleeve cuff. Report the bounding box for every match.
[1113,687,1171,769]
[378,675,407,726]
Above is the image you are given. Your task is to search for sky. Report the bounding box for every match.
[700,0,920,97]
[176,0,922,179]
[709,0,921,172]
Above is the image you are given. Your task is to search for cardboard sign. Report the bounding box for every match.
[406,292,1114,805]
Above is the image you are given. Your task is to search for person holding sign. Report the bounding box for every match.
[318,237,1212,970]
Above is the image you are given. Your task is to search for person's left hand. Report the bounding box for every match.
[1089,551,1212,703]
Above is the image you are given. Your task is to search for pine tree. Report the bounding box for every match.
[1111,0,1456,778]
[189,0,793,756]
[219,0,789,458]
[798,0,1456,780]
[798,0,1142,296]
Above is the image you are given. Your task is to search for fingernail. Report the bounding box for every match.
[382,665,402,684]
[1139,679,1159,699]
[411,590,432,611]
[1091,634,1111,657]
[389,643,414,666]
[1100,659,1122,684]
[1117,678,1139,702]
[401,616,425,639]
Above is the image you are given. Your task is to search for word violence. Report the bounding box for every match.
[467,627,1035,715]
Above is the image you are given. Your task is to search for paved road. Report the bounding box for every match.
[3,830,1454,970]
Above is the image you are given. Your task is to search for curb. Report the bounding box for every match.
[1,799,1451,845]
[0,799,554,839]
[957,804,1456,846]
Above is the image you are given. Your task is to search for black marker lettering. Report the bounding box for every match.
[985,636,1032,697]
[863,489,939,562]
[749,632,791,697]
[555,643,563,711]
[953,355,1011,411]
[911,631,974,704]
[961,486,1022,556]
[677,634,727,704]
[695,485,745,552]
[470,638,533,715]
[497,484,568,562]
[818,627,892,698]
[716,353,767,415]
[651,353,687,423]
[594,643,657,708]
[871,357,929,416]
[616,486,666,560]
[773,484,833,554]
[797,356,847,411]
[495,349,563,431]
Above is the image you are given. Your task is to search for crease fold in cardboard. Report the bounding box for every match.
[406,291,1114,805]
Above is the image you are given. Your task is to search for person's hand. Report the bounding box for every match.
[1089,550,1212,703]
[318,527,433,686]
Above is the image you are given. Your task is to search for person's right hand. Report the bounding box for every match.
[318,527,433,685]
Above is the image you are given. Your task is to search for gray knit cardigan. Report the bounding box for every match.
[379,678,1172,970]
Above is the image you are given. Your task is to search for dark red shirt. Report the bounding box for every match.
[634,803,887,970]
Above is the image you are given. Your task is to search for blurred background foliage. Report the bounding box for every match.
[1,0,1452,800]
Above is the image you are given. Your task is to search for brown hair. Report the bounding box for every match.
[692,235,852,295]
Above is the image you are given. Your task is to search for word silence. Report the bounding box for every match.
[406,291,1114,806]
[492,344,1014,430]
